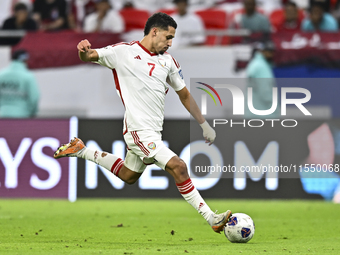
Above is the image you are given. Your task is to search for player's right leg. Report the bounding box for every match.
[152,146,232,233]
[53,137,142,184]
[164,155,232,233]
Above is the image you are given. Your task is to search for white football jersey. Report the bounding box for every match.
[94,41,186,133]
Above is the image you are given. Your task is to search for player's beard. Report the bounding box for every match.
[158,46,169,55]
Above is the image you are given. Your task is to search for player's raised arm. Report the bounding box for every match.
[176,87,216,145]
[77,39,99,62]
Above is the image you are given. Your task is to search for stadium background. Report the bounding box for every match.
[1,0,340,203]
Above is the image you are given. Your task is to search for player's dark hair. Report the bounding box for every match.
[144,12,177,36]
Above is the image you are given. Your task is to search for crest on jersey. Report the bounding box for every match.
[148,142,156,150]
[158,58,166,67]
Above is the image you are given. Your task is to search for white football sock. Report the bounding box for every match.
[176,178,214,225]
[81,148,124,176]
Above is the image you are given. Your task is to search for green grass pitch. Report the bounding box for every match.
[0,199,339,254]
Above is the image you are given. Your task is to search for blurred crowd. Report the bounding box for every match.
[1,0,340,47]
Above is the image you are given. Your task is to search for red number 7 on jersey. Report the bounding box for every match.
[148,63,155,76]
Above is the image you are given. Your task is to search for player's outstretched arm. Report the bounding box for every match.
[176,87,216,145]
[77,39,99,62]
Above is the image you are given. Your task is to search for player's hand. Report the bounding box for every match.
[200,121,216,146]
[77,39,92,53]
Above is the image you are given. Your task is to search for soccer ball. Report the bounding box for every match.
[224,213,255,243]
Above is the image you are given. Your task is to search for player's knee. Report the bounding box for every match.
[173,159,188,177]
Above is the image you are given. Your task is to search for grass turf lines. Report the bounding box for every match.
[0,199,339,254]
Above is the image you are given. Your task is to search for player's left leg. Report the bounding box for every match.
[53,137,143,184]
[154,148,232,233]
[79,147,142,184]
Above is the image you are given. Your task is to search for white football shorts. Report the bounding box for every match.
[123,130,177,173]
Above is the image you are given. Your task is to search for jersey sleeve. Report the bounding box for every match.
[167,56,186,91]
[93,45,119,69]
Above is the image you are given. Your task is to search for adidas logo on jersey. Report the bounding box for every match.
[134,55,141,60]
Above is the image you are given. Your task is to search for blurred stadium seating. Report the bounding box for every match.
[269,7,306,32]
[119,8,150,32]
[195,9,228,45]
[228,7,265,29]
[156,8,176,16]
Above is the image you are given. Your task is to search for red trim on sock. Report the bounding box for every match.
[111,158,124,176]
[115,161,124,176]
[111,159,121,172]
[176,178,195,194]
[176,178,191,187]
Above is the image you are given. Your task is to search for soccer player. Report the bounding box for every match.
[54,12,231,233]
